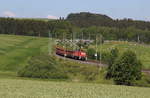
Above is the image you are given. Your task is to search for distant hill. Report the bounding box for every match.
[67,12,113,27]
[66,12,150,30]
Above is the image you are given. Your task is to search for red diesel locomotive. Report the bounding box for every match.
[56,46,87,61]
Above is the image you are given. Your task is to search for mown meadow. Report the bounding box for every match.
[0,34,49,72]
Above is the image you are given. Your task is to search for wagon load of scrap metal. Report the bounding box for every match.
[55,40,87,61]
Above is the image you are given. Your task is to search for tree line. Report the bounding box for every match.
[0,18,72,37]
[0,12,150,43]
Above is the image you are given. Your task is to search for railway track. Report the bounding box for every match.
[142,70,150,74]
[55,53,150,74]
[55,54,107,67]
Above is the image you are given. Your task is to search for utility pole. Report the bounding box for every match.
[72,32,76,51]
[63,32,66,61]
[99,34,103,63]
[89,32,91,41]
[48,31,52,55]
[55,32,57,39]
[138,34,140,43]
[95,34,98,61]
[82,32,83,41]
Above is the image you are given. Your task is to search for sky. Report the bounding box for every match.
[0,0,149,21]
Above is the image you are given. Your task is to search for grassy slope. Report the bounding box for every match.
[0,34,49,71]
[0,35,149,98]
[1,34,149,70]
[0,78,149,98]
[95,41,150,69]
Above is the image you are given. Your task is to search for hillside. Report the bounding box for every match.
[0,34,49,71]
[0,34,150,98]
[66,12,150,30]
[67,12,113,27]
[0,78,150,98]
[0,34,150,71]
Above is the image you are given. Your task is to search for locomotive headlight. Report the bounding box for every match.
[64,54,67,57]
[95,53,97,57]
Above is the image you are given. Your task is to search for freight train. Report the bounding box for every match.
[56,46,87,61]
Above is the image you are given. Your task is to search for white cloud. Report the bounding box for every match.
[3,11,16,17]
[47,15,58,19]
[145,16,150,21]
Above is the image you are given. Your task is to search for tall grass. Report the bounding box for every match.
[0,78,150,98]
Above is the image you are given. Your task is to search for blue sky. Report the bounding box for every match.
[0,0,149,21]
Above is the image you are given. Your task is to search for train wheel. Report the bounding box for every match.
[81,58,85,61]
[72,56,74,59]
[81,57,87,61]
[74,56,78,60]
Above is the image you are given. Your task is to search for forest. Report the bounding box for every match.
[0,12,150,43]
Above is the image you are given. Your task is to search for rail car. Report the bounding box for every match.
[56,46,87,61]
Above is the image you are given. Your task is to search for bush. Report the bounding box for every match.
[109,48,119,66]
[106,48,119,79]
[18,54,68,79]
[111,50,142,85]
[87,48,96,59]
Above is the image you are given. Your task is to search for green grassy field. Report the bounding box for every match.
[0,78,149,98]
[95,41,150,69]
[0,35,150,98]
[0,34,150,71]
[0,34,49,72]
